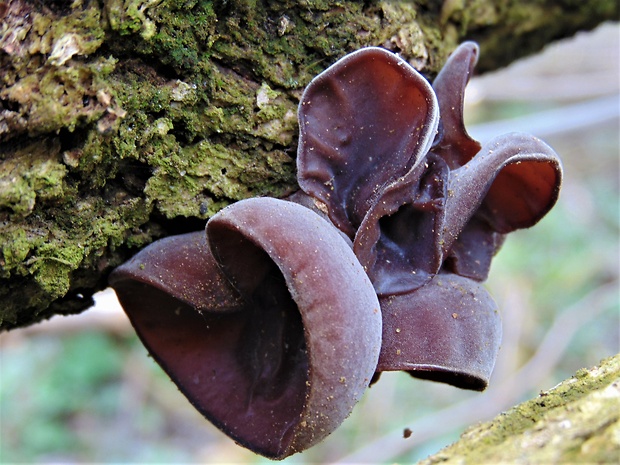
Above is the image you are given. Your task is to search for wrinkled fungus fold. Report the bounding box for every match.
[297,47,439,238]
[110,41,562,459]
[296,43,562,389]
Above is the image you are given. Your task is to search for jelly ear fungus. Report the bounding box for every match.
[296,44,562,390]
[109,198,382,459]
[110,41,563,458]
[297,47,439,238]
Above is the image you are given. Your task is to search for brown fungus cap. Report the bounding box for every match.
[296,43,562,390]
[207,197,382,457]
[110,198,381,459]
[376,273,502,391]
[297,47,439,239]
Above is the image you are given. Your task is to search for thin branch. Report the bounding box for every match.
[468,95,620,143]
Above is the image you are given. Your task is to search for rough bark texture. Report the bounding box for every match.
[420,354,620,464]
[0,0,617,329]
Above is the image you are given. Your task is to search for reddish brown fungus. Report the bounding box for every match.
[110,41,562,458]
[375,273,501,391]
[297,47,439,238]
[296,44,562,389]
[110,199,381,459]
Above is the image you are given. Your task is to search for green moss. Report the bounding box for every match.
[0,189,152,327]
[0,3,112,140]
[145,137,294,218]
[420,355,620,464]
[0,139,66,217]
[29,244,85,299]
[1,229,30,276]
[105,0,164,39]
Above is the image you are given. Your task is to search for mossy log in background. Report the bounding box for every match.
[421,354,620,464]
[0,0,616,329]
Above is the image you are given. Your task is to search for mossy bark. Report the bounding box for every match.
[420,354,620,464]
[0,0,617,329]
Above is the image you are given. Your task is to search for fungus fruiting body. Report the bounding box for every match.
[110,199,381,459]
[110,42,562,458]
[296,43,561,390]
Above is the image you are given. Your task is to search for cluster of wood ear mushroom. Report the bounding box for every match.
[110,42,562,460]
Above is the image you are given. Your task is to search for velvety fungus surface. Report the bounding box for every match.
[110,41,562,458]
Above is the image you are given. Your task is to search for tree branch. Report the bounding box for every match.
[0,0,616,328]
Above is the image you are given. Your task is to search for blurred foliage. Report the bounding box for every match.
[1,332,124,461]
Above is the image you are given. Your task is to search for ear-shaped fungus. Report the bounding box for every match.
[297,47,438,238]
[297,44,562,390]
[442,133,562,280]
[363,132,561,388]
[109,40,562,458]
[431,41,481,168]
[376,273,501,391]
[109,198,382,459]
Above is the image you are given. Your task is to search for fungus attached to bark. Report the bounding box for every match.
[110,41,562,458]
[296,43,562,390]
[110,198,382,459]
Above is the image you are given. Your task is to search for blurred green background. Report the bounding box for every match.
[1,23,618,464]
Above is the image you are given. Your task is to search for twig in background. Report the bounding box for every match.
[468,95,619,143]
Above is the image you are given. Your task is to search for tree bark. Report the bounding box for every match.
[0,0,617,329]
[419,354,620,464]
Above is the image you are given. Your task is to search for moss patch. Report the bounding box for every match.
[421,354,620,464]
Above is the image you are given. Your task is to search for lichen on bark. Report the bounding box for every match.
[0,0,616,329]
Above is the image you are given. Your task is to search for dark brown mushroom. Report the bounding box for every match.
[376,273,501,391]
[109,198,382,459]
[109,41,563,459]
[441,133,563,280]
[297,47,439,238]
[431,41,481,169]
[296,43,562,390]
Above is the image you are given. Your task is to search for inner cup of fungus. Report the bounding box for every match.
[109,198,382,459]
